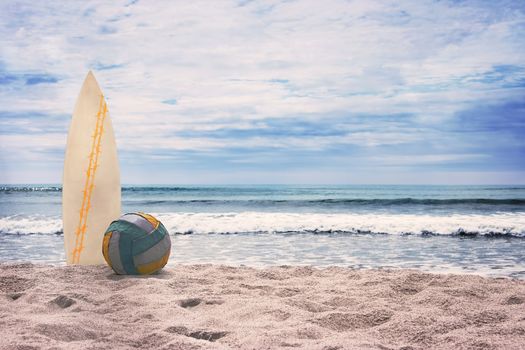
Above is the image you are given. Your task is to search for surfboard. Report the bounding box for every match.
[63,71,121,265]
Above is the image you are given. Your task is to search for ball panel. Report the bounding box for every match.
[137,212,159,229]
[120,213,154,233]
[133,233,171,266]
[108,231,126,275]
[132,223,167,255]
[118,230,138,275]
[102,231,112,267]
[136,249,170,275]
[107,220,146,240]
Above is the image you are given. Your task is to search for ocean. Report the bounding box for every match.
[1,185,524,278]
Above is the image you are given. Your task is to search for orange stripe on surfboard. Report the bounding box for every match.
[71,95,108,264]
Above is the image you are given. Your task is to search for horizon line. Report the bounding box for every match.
[1,183,525,187]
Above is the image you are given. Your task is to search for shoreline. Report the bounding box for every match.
[2,232,525,280]
[1,263,524,349]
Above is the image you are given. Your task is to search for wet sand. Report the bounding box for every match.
[1,263,524,349]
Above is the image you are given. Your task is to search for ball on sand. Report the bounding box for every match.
[102,212,171,275]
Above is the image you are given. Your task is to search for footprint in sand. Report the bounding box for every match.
[264,309,291,321]
[280,341,302,347]
[50,295,76,309]
[275,287,302,297]
[179,298,202,308]
[165,325,228,342]
[472,310,508,325]
[6,292,24,301]
[0,276,33,294]
[179,297,225,308]
[315,310,393,332]
[286,299,332,313]
[35,323,99,342]
[504,296,523,305]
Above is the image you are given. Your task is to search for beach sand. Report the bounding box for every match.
[0,263,524,349]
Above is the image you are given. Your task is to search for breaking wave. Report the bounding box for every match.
[1,212,524,237]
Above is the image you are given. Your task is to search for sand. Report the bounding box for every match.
[0,263,524,350]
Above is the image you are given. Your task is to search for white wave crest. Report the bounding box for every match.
[155,212,525,237]
[1,212,524,237]
[0,215,62,235]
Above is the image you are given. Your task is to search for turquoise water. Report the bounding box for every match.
[0,185,524,277]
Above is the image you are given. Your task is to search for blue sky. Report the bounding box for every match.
[0,0,524,184]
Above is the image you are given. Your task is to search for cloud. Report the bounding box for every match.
[92,62,125,71]
[162,99,177,105]
[0,73,17,85]
[0,0,524,183]
[98,25,118,34]
[25,74,59,85]
[0,71,59,86]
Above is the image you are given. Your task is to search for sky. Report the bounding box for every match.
[0,0,524,185]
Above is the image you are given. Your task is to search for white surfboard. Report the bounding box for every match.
[63,71,121,265]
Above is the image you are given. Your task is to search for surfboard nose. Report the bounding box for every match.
[85,70,99,85]
[77,71,103,102]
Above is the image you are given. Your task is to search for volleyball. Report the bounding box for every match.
[102,212,171,275]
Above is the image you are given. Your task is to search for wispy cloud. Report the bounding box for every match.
[91,62,125,71]
[25,74,59,85]
[0,0,524,184]
[0,71,59,86]
[162,99,177,105]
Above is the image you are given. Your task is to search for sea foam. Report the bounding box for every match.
[1,212,524,237]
